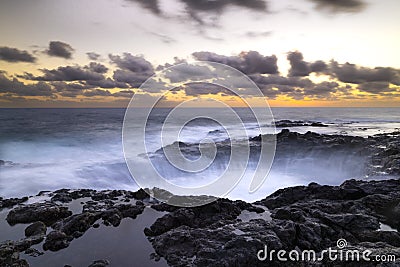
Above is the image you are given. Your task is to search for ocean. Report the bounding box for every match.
[1,107,399,201]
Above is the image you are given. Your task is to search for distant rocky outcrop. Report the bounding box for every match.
[273,120,329,128]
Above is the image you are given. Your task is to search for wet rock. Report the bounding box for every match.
[14,235,45,252]
[53,212,100,236]
[24,247,44,257]
[25,221,47,237]
[145,178,400,266]
[43,231,71,251]
[88,259,110,267]
[7,202,72,226]
[0,241,29,267]
[0,197,28,210]
[273,120,328,128]
[51,193,73,203]
[131,188,150,200]
[101,209,122,227]
[145,198,248,236]
[115,204,145,219]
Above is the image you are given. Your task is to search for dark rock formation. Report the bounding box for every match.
[0,241,29,267]
[145,179,400,266]
[25,221,47,237]
[88,259,110,267]
[273,120,329,128]
[0,196,28,210]
[6,202,72,226]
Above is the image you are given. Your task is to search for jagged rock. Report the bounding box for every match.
[53,212,100,236]
[273,120,328,128]
[43,231,71,251]
[0,241,29,267]
[88,259,110,267]
[7,202,72,226]
[145,179,400,266]
[24,247,44,257]
[25,221,47,237]
[0,197,28,210]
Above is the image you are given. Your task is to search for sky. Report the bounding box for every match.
[0,0,399,107]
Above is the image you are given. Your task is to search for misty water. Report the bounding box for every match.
[1,107,399,202]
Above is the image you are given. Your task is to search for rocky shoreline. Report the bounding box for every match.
[1,130,400,266]
[1,178,400,266]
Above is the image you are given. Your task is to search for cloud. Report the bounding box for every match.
[163,63,215,84]
[192,51,278,74]
[83,89,112,97]
[112,90,135,98]
[110,53,155,88]
[0,46,37,63]
[309,0,366,13]
[87,62,108,74]
[303,81,339,97]
[329,61,400,85]
[247,74,340,99]
[86,78,129,89]
[22,64,105,81]
[0,74,53,96]
[181,82,233,96]
[46,41,74,59]
[287,51,327,77]
[244,31,272,38]
[86,52,101,60]
[109,53,154,73]
[130,0,161,14]
[52,81,91,97]
[126,0,267,25]
[286,52,400,87]
[357,82,395,94]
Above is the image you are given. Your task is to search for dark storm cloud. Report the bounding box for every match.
[87,62,108,74]
[63,87,133,99]
[192,51,278,75]
[131,0,161,14]
[109,53,156,88]
[22,64,106,82]
[126,0,267,25]
[52,81,91,92]
[182,82,233,96]
[309,0,366,13]
[0,74,53,96]
[112,69,152,88]
[247,74,340,99]
[86,78,129,89]
[286,52,400,87]
[83,89,112,97]
[46,41,74,59]
[51,81,90,98]
[357,82,395,94]
[287,51,327,77]
[109,53,154,74]
[249,74,314,90]
[303,81,339,97]
[163,63,216,84]
[86,52,101,61]
[112,90,135,98]
[329,61,400,85]
[0,46,37,63]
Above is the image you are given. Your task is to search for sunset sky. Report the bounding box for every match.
[0,0,399,107]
